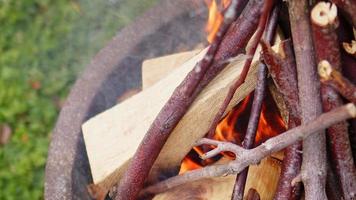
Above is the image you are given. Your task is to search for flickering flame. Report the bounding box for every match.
[205,0,231,43]
[179,90,286,173]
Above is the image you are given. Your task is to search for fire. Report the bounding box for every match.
[179,90,286,173]
[205,0,231,43]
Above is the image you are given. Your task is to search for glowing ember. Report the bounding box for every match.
[179,90,286,173]
[205,0,231,43]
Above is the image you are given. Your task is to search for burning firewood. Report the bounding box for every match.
[140,103,356,197]
[82,0,356,199]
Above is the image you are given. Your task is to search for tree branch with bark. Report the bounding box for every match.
[288,0,328,199]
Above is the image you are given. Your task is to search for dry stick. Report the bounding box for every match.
[288,0,328,199]
[113,1,261,199]
[261,39,302,200]
[311,2,356,199]
[232,4,279,200]
[140,104,356,196]
[330,0,356,27]
[206,0,274,141]
[318,60,356,104]
[231,63,267,200]
[193,0,263,94]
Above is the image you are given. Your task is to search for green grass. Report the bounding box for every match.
[0,0,158,199]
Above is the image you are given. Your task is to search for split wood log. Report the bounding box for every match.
[82,48,260,194]
[142,49,203,89]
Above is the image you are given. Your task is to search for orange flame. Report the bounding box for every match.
[205,0,231,43]
[179,90,286,173]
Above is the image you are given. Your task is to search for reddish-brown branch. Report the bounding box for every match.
[288,0,328,199]
[330,0,356,26]
[113,1,264,199]
[318,60,356,104]
[206,0,274,139]
[232,4,279,199]
[261,39,302,200]
[231,63,267,200]
[311,2,356,199]
[140,104,356,196]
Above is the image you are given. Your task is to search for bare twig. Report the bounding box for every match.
[140,104,356,196]
[261,39,302,200]
[311,3,356,199]
[231,63,267,200]
[318,60,356,104]
[113,1,258,199]
[232,4,279,199]
[288,0,327,199]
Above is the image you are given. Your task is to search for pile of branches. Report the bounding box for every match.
[111,0,356,199]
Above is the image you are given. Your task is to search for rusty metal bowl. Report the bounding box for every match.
[44,1,206,199]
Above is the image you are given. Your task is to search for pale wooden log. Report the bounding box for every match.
[82,48,259,192]
[142,49,203,89]
[153,155,282,200]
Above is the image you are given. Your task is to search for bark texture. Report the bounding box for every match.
[261,40,302,200]
[288,0,327,199]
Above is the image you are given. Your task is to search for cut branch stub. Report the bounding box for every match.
[318,60,356,104]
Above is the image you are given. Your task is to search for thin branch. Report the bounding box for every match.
[261,39,302,200]
[140,104,356,196]
[318,60,356,104]
[288,0,327,199]
[232,4,279,199]
[231,63,267,200]
[113,1,257,199]
[311,2,356,199]
[206,0,274,140]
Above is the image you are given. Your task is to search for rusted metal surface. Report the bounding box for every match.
[44,0,206,199]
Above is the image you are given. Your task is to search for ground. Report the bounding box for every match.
[0,0,157,199]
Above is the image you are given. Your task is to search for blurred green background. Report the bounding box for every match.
[0,0,158,199]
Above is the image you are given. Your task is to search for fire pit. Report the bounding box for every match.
[44,1,206,199]
[46,0,356,199]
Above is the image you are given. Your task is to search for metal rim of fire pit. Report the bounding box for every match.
[44,0,206,199]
